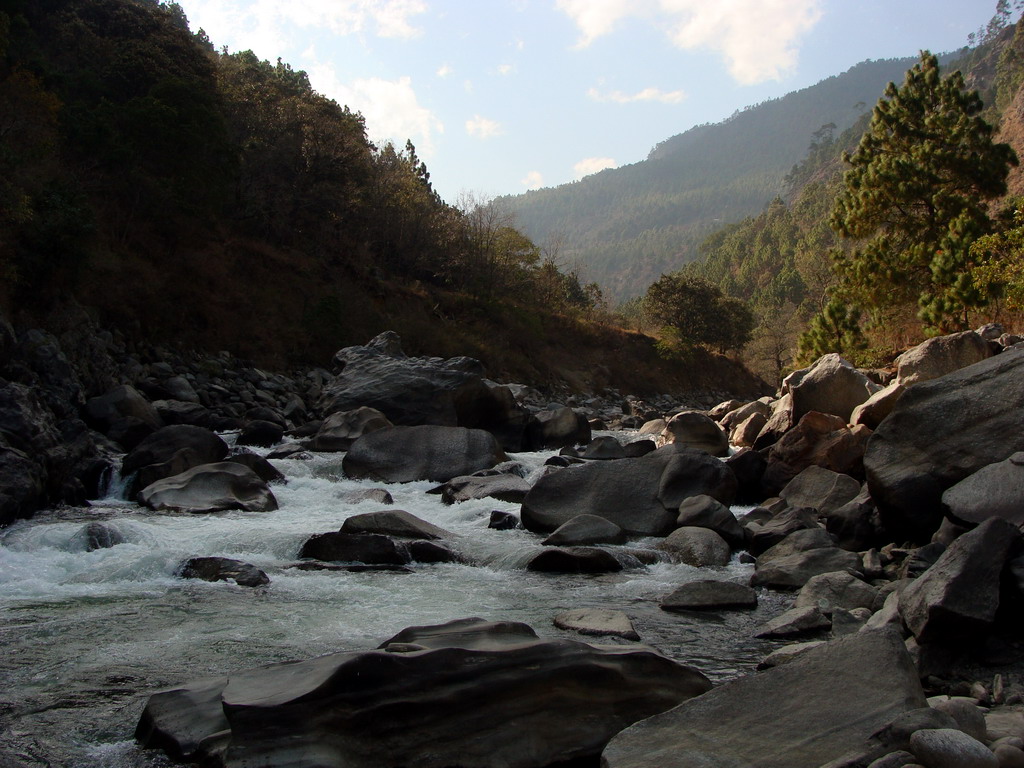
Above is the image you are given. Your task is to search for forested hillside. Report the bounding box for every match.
[499,56,941,301]
[668,11,1024,383]
[0,0,767,396]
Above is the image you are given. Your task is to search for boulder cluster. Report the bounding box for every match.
[6,308,1024,768]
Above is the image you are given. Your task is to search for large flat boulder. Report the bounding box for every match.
[520,445,734,536]
[942,452,1024,528]
[342,425,507,483]
[136,618,712,768]
[864,349,1024,542]
[601,629,927,768]
[138,462,278,513]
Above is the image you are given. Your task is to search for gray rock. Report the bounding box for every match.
[754,605,831,639]
[851,383,905,430]
[521,445,734,536]
[895,330,993,388]
[553,608,640,641]
[602,629,927,768]
[122,425,229,494]
[542,514,627,546]
[71,521,126,551]
[751,547,862,590]
[236,420,284,448]
[658,410,729,456]
[339,488,393,505]
[139,462,278,513]
[908,728,998,768]
[306,407,393,452]
[757,641,826,670]
[795,571,879,614]
[137,617,712,768]
[178,556,269,588]
[526,547,625,574]
[780,465,861,516]
[657,527,731,567]
[676,494,745,547]
[942,452,1024,528]
[339,510,451,540]
[864,349,1024,541]
[299,532,410,565]
[527,406,591,449]
[930,697,988,744]
[581,435,626,460]
[343,425,507,483]
[898,518,1021,644]
[749,511,826,556]
[660,580,758,611]
[731,411,768,448]
[788,353,880,423]
[865,750,919,768]
[437,473,532,504]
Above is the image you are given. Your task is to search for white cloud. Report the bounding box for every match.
[498,64,514,75]
[522,171,545,189]
[557,0,822,84]
[466,115,503,139]
[574,157,616,178]
[555,0,637,49]
[178,0,427,56]
[437,63,454,78]
[588,86,686,104]
[309,65,444,154]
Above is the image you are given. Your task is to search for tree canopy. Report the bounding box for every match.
[829,50,1018,333]
[643,273,753,353]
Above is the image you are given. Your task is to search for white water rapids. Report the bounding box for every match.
[0,436,789,767]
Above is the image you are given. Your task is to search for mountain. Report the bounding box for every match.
[497,55,959,302]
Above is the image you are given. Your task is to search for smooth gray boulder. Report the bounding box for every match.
[343,425,507,483]
[942,452,1024,528]
[299,532,410,565]
[339,510,451,540]
[895,330,993,388]
[908,728,998,768]
[851,382,904,429]
[542,514,627,546]
[306,407,392,452]
[898,517,1020,643]
[526,406,591,449]
[780,465,861,516]
[748,509,825,555]
[138,462,278,513]
[553,608,640,641]
[788,353,880,423]
[753,605,831,639]
[660,580,758,611]
[137,617,712,768]
[864,349,1024,541]
[526,547,624,574]
[658,410,728,456]
[601,629,927,768]
[123,425,229,495]
[751,547,862,590]
[521,445,735,536]
[178,556,269,588]
[436,473,532,504]
[657,527,731,567]
[675,494,745,548]
[795,571,879,613]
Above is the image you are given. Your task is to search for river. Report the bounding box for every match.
[0,436,788,767]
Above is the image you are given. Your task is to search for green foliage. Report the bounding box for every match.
[971,203,1024,311]
[830,51,1018,333]
[796,298,866,365]
[644,273,754,353]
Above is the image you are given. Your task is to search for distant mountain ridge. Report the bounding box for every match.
[498,55,956,301]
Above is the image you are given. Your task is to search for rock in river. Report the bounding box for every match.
[136,617,712,768]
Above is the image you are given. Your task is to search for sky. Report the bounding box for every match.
[174,0,1007,205]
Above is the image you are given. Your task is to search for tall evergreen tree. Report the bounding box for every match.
[830,51,1017,332]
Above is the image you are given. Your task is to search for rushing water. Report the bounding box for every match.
[0,437,790,767]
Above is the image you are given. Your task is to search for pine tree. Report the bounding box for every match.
[830,51,1017,332]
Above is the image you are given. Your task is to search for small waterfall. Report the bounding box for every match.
[96,463,132,502]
